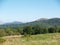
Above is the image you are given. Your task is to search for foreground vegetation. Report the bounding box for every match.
[0,38,6,44]
[0,33,60,45]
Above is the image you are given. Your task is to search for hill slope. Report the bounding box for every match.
[0,18,60,28]
[22,18,60,27]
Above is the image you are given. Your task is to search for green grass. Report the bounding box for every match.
[1,33,60,45]
[0,38,6,43]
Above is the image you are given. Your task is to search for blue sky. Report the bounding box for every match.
[0,0,60,23]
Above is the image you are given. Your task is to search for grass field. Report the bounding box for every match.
[0,33,60,45]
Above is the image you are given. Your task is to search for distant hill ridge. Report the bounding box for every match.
[35,18,48,21]
[34,18,60,26]
[4,21,23,25]
[0,18,60,28]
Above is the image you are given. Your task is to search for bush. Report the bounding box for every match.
[0,38,6,43]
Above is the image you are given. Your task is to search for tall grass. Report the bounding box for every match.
[0,33,60,45]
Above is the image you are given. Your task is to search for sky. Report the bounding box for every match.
[0,0,60,23]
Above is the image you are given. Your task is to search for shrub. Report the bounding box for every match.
[0,38,6,43]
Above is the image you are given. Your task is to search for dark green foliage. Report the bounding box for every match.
[23,26,33,35]
[42,28,48,34]
[58,27,60,33]
[48,27,56,33]
[32,25,42,34]
[0,25,60,37]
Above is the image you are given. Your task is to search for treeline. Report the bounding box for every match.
[0,25,60,37]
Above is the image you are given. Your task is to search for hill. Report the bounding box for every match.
[0,18,60,28]
[3,21,23,25]
[34,18,60,26]
[0,21,23,28]
[22,18,60,27]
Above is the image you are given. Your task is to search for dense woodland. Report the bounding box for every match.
[0,25,60,37]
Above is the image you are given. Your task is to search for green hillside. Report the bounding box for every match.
[0,18,60,28]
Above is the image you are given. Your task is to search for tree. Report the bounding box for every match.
[32,25,42,34]
[48,27,56,33]
[23,26,33,36]
[42,28,48,34]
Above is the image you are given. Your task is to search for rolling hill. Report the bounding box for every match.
[21,18,60,27]
[0,18,60,28]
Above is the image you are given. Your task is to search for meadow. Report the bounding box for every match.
[0,33,60,45]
